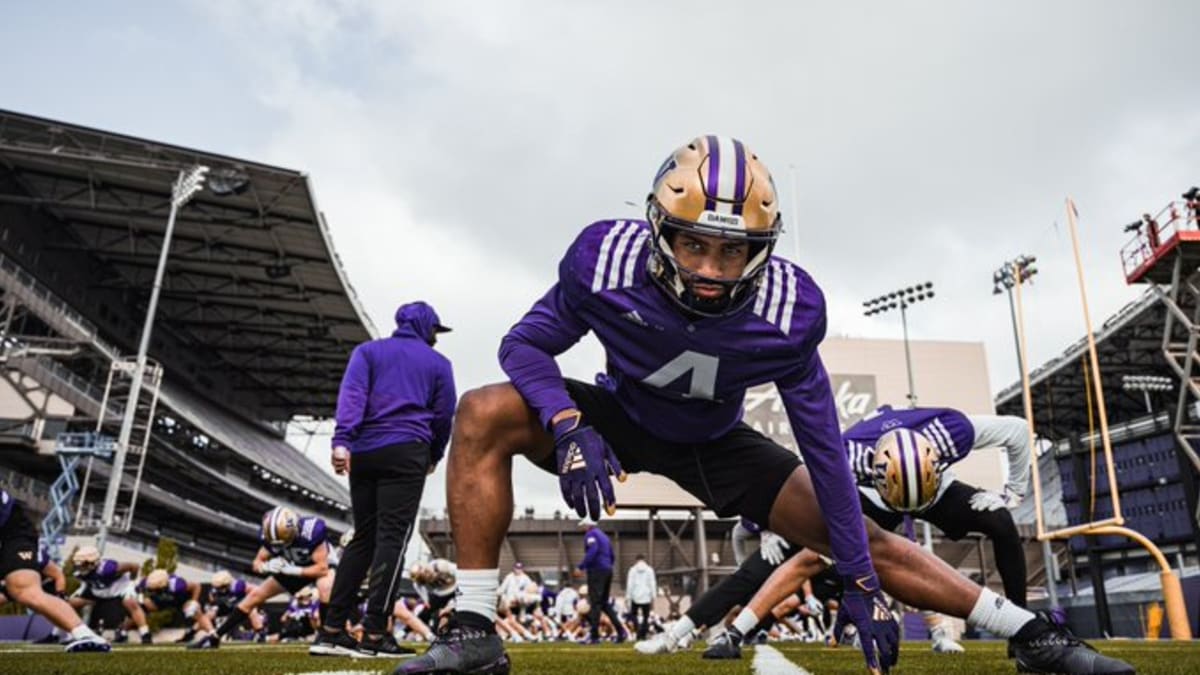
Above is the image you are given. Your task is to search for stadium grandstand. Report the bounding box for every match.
[994,197,1200,637]
[0,109,371,571]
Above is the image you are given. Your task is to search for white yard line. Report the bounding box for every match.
[752,644,813,675]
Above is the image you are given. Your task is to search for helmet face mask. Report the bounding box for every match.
[73,545,100,573]
[872,428,941,513]
[646,135,782,318]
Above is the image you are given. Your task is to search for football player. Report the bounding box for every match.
[0,540,65,604]
[410,558,457,635]
[187,571,263,643]
[191,506,333,649]
[398,135,1133,675]
[0,490,109,652]
[69,544,151,643]
[138,568,205,641]
[277,585,321,642]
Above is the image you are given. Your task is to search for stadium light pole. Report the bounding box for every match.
[862,282,935,408]
[1121,374,1173,415]
[97,165,209,554]
[993,255,1038,376]
[992,254,1062,608]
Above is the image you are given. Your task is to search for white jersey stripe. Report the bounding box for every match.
[605,223,639,290]
[591,221,627,293]
[766,261,785,325]
[621,230,650,287]
[901,432,921,510]
[716,136,738,202]
[778,263,797,332]
[753,261,773,316]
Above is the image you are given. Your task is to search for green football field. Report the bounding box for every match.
[1,640,1197,675]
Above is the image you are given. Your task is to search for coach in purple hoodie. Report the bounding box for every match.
[317,301,456,657]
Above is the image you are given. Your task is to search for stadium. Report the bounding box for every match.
[3,5,1200,674]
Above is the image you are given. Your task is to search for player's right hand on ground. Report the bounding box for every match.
[835,572,899,674]
[552,412,625,520]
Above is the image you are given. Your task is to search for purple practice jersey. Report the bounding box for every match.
[262,516,328,566]
[211,579,249,611]
[499,219,872,579]
[138,575,190,608]
[843,405,975,484]
[75,559,127,591]
[285,598,319,621]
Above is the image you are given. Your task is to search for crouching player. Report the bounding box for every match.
[139,569,207,641]
[0,489,109,652]
[192,506,333,648]
[277,586,321,642]
[70,545,151,643]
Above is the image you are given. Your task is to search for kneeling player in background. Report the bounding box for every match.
[277,585,322,642]
[191,506,333,649]
[70,544,150,643]
[0,489,109,652]
[139,569,207,641]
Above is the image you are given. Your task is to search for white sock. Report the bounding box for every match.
[668,615,695,641]
[138,626,150,635]
[456,569,499,622]
[967,588,1035,638]
[732,608,759,635]
[69,625,99,641]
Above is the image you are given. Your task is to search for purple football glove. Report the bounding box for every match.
[833,572,899,674]
[552,413,625,520]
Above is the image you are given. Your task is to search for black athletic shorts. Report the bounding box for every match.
[532,380,803,525]
[860,480,985,540]
[271,574,312,596]
[0,504,40,580]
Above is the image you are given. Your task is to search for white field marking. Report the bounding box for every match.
[753,644,813,675]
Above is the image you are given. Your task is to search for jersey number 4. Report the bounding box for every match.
[642,350,719,400]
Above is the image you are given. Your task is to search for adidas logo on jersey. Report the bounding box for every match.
[620,310,650,327]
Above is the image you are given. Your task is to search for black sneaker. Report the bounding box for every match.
[1009,612,1135,674]
[113,631,129,644]
[354,633,416,659]
[309,628,358,657]
[187,635,220,650]
[702,628,743,660]
[393,618,510,674]
[175,629,196,644]
[140,633,153,645]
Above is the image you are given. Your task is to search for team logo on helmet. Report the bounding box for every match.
[645,135,782,317]
[262,506,300,546]
[145,568,170,591]
[872,428,941,513]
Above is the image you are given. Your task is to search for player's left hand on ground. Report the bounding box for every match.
[759,531,788,566]
[969,490,1007,512]
[835,572,899,674]
[553,412,626,520]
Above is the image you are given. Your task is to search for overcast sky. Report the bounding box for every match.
[5,1,1199,516]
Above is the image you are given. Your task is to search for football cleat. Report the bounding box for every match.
[187,635,220,650]
[930,622,965,654]
[1009,612,1135,674]
[702,628,743,660]
[308,628,358,656]
[634,631,684,654]
[65,637,111,653]
[393,619,509,675]
[353,633,416,659]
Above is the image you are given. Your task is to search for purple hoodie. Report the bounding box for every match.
[332,302,456,461]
